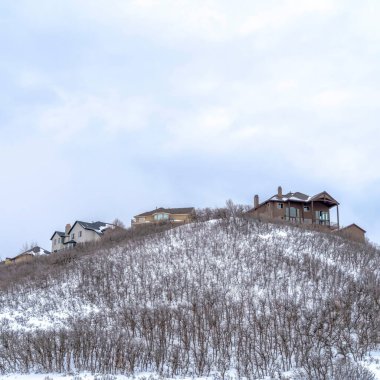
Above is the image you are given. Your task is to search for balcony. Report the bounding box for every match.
[283,216,339,229]
[131,218,151,226]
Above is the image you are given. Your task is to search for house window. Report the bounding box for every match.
[54,239,57,245]
[277,203,284,209]
[58,238,61,243]
[79,231,82,238]
[315,211,329,220]
[138,217,145,223]
[286,207,300,221]
[154,213,169,221]
[315,211,329,224]
[304,206,310,212]
[71,233,75,239]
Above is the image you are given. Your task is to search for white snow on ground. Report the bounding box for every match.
[3,373,221,380]
[1,219,379,379]
[4,364,380,380]
[362,350,380,379]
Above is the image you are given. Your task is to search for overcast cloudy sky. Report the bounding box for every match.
[1,0,380,257]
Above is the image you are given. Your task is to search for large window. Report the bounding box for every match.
[315,211,329,225]
[154,213,170,221]
[285,207,300,221]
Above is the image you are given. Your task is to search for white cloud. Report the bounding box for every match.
[349,1,380,42]
[166,107,235,151]
[275,79,298,92]
[170,64,221,97]
[165,106,263,154]
[37,91,154,141]
[239,0,336,35]
[313,89,353,108]
[17,0,336,45]
[73,0,232,43]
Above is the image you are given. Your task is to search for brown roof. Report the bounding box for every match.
[135,207,195,217]
[339,223,366,233]
[309,191,339,206]
[249,189,339,212]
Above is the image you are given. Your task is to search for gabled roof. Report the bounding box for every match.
[309,191,339,206]
[8,246,51,261]
[68,221,113,235]
[269,192,311,202]
[24,246,51,256]
[135,207,195,217]
[339,223,366,233]
[250,189,339,212]
[50,231,66,241]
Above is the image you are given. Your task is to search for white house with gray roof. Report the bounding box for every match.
[50,221,113,252]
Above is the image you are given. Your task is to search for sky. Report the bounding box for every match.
[1,0,380,258]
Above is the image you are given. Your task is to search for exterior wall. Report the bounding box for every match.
[136,215,155,223]
[14,254,33,264]
[251,203,272,219]
[69,223,101,244]
[133,212,193,226]
[250,201,333,227]
[5,254,34,265]
[51,233,66,252]
[169,213,192,222]
[339,225,366,242]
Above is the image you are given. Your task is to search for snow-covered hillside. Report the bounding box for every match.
[0,217,379,379]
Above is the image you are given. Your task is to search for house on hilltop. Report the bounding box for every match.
[248,186,340,229]
[248,186,366,242]
[5,246,50,265]
[50,230,67,252]
[132,207,195,227]
[51,220,114,252]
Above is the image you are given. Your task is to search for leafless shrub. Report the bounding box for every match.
[330,360,375,380]
[0,211,378,378]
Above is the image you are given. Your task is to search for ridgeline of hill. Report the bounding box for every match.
[0,212,379,379]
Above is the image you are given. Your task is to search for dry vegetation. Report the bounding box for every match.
[0,206,379,379]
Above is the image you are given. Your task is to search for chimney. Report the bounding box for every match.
[278,186,283,198]
[254,194,259,208]
[65,224,71,235]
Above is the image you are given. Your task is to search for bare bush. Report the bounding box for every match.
[0,211,378,378]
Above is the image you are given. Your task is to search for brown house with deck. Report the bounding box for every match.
[248,186,366,242]
[249,186,340,228]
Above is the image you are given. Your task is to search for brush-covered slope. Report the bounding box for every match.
[0,217,379,379]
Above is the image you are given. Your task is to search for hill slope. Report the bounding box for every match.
[0,217,379,379]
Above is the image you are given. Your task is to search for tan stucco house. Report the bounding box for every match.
[50,221,113,252]
[5,246,50,265]
[132,207,195,227]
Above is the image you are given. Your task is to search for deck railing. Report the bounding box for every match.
[284,217,339,229]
